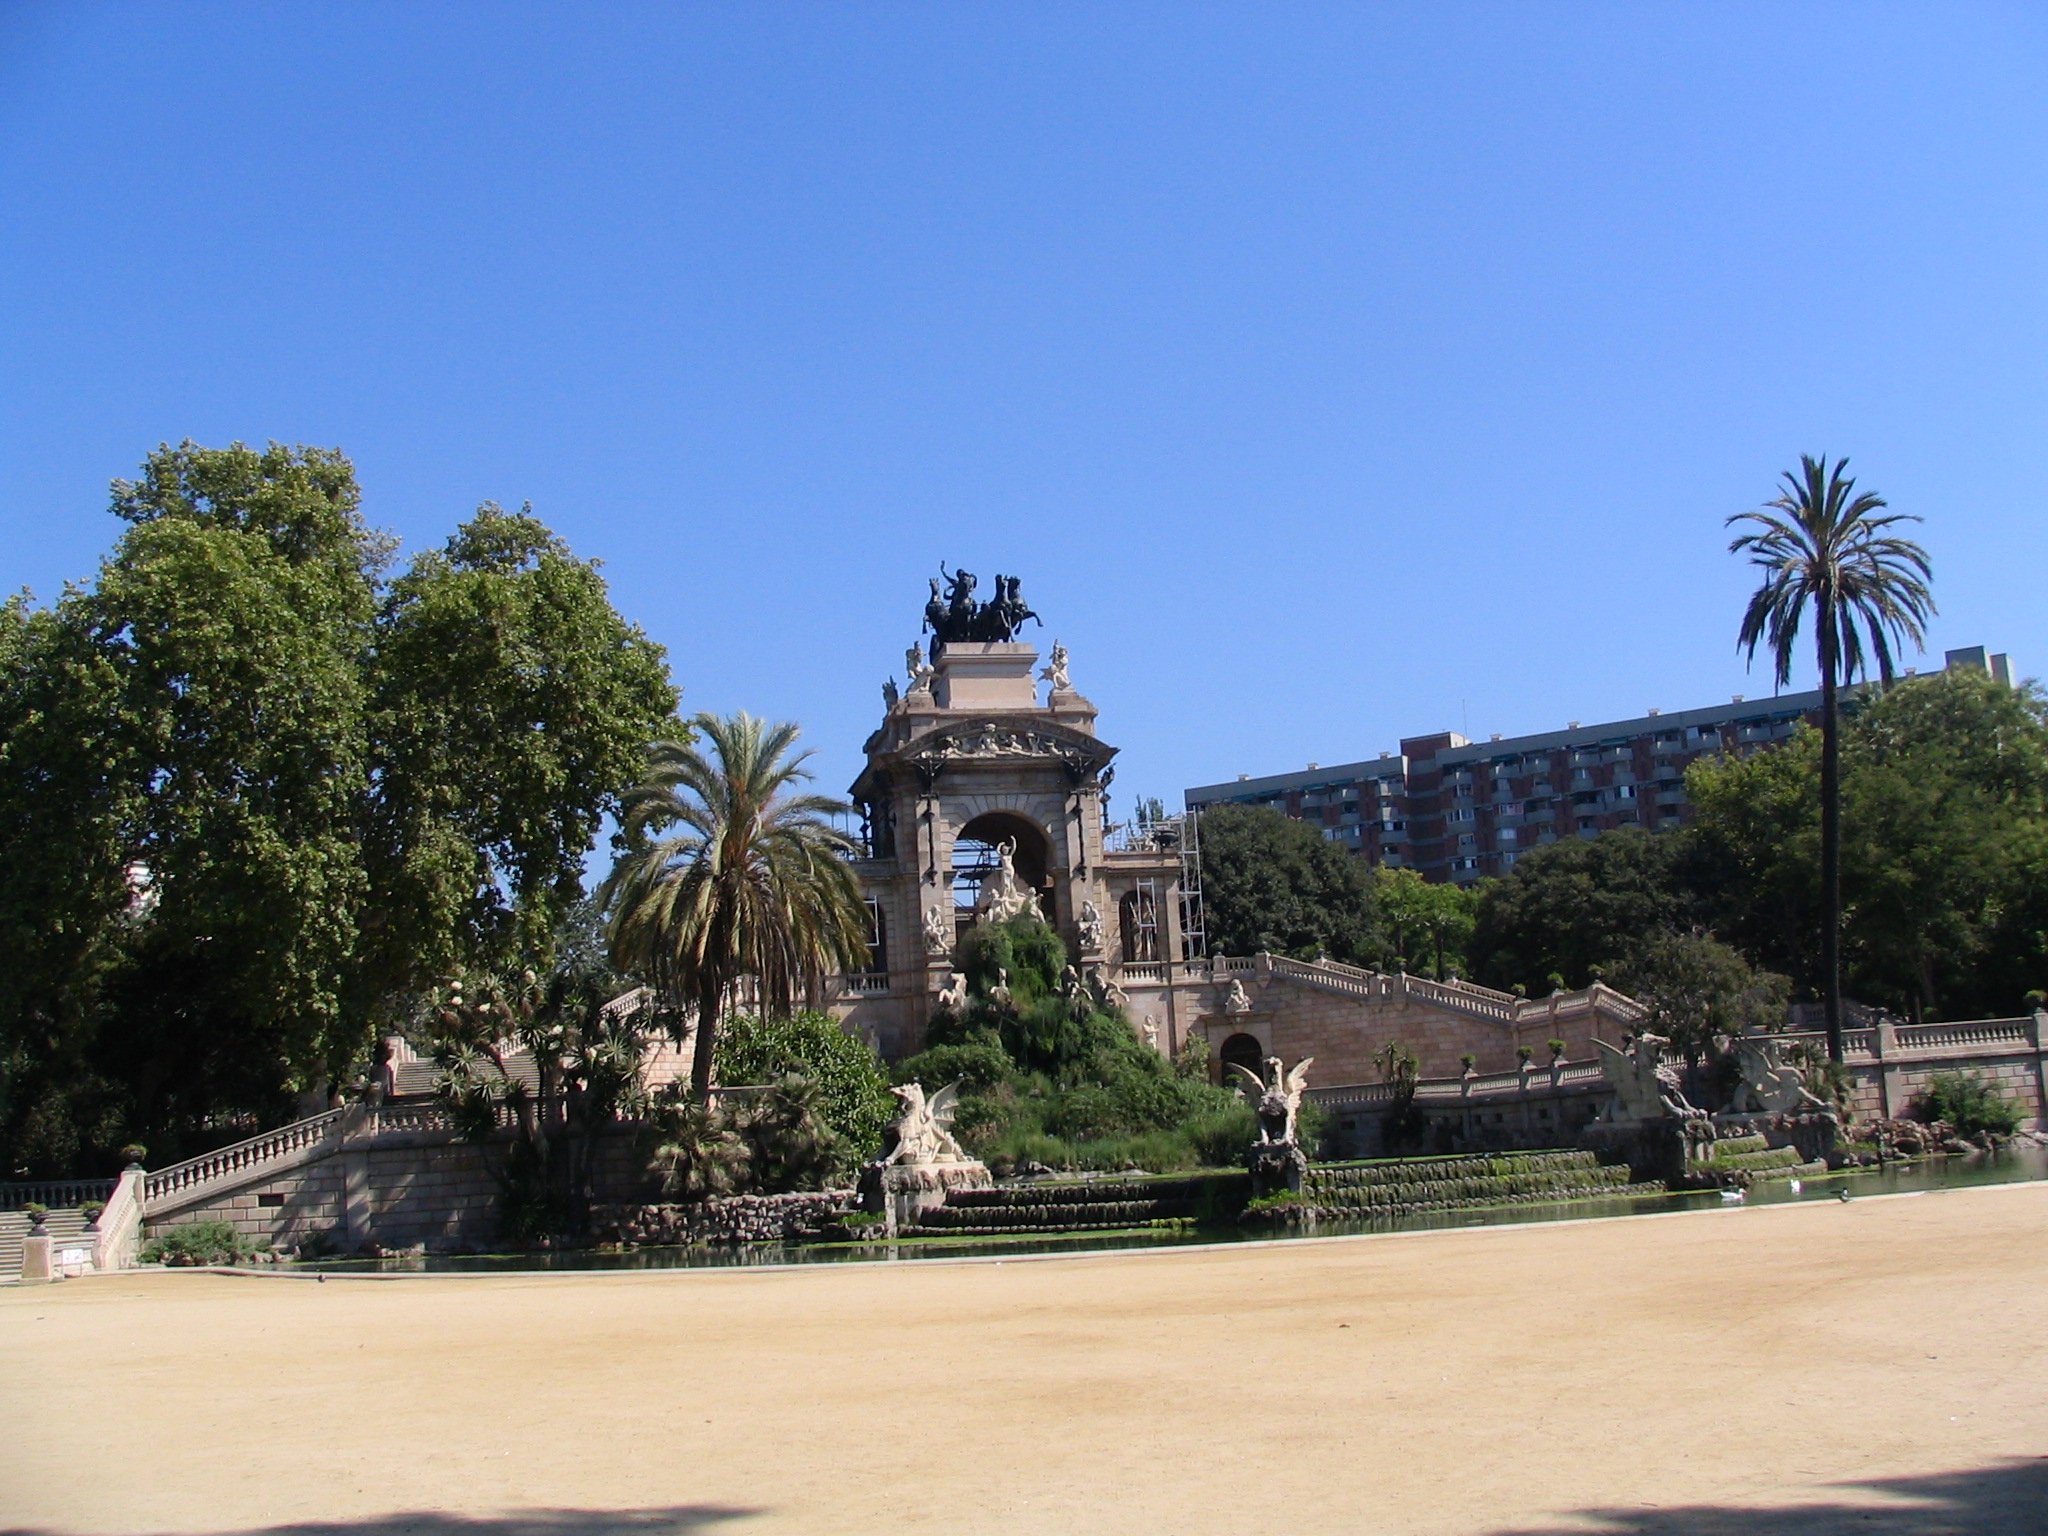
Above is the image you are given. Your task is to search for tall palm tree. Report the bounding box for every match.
[601,712,870,1100]
[1727,455,1934,1062]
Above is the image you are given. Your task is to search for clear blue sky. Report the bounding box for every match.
[4,4,2044,812]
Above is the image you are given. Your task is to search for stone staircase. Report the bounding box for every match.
[0,1208,95,1278]
[1692,1132,1828,1189]
[900,1173,1246,1237]
[1303,1149,1651,1218]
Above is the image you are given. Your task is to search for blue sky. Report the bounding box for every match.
[3,3,2044,812]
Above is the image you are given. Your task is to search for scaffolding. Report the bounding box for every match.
[1177,808,1207,962]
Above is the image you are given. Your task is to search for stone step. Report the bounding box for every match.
[1308,1150,1603,1191]
[917,1199,1193,1230]
[0,1210,94,1278]
[1308,1166,1637,1214]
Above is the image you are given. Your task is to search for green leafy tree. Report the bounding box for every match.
[1691,671,2048,1019]
[1728,455,1934,1060]
[1603,932,1791,1064]
[602,712,869,1102]
[1373,868,1480,980]
[1468,827,1697,993]
[1195,803,1382,963]
[80,445,381,1155]
[367,502,678,995]
[1683,729,1823,984]
[0,442,679,1175]
[1839,670,2048,1018]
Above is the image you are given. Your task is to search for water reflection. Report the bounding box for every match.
[292,1144,2048,1275]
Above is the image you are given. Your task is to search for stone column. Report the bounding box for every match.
[1874,1015,1900,1121]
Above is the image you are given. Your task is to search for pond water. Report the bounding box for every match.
[289,1143,2048,1275]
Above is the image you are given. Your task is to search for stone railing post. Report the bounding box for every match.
[93,1165,146,1272]
[2032,1011,2048,1132]
[1874,1015,1900,1121]
[19,1229,53,1283]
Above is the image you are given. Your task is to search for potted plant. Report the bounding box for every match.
[119,1144,147,1169]
[1458,1052,1477,1075]
[1516,1045,1535,1069]
[80,1199,106,1232]
[21,1201,48,1235]
[1547,1038,1567,1063]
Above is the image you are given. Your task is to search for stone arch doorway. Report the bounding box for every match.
[952,811,1055,925]
[1219,1032,1264,1083]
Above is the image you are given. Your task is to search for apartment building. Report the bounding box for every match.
[1185,646,2014,885]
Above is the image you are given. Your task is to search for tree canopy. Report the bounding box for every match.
[0,442,678,1174]
[1194,803,1382,964]
[1468,827,1698,994]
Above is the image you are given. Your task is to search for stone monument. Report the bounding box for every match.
[836,571,1190,1059]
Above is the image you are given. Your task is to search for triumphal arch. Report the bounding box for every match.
[836,571,1195,1059]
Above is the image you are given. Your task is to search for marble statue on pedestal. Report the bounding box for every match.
[905,643,934,696]
[973,839,1039,925]
[922,903,953,955]
[862,1079,994,1231]
[1223,978,1253,1014]
[1039,641,1071,691]
[1233,1054,1315,1195]
[1078,899,1104,952]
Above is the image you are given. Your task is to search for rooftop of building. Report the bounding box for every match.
[1186,646,2011,806]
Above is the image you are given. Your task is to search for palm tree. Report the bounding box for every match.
[1727,455,1934,1062]
[601,712,870,1100]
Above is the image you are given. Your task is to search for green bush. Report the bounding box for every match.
[1241,1189,1306,1225]
[645,1072,851,1199]
[896,915,1262,1171]
[1913,1072,2022,1138]
[715,1011,896,1162]
[141,1219,256,1266]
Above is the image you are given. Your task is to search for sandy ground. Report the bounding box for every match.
[2,1185,2045,1536]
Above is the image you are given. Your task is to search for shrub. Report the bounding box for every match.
[1241,1189,1306,1225]
[1913,1073,2022,1138]
[715,1011,895,1162]
[141,1219,255,1266]
[1547,1038,1567,1059]
[645,1072,849,1200]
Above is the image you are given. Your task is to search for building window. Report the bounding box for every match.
[863,898,888,977]
[1119,889,1159,963]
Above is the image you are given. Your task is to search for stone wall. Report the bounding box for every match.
[1174,957,1639,1083]
[1308,1014,2048,1160]
[146,1120,655,1254]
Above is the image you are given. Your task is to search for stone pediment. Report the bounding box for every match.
[883,715,1112,775]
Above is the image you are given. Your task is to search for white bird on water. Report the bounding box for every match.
[1720,1188,1746,1204]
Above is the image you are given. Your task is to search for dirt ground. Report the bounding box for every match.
[2,1184,2045,1536]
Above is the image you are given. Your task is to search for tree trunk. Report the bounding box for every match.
[1819,608,1844,1064]
[689,981,721,1102]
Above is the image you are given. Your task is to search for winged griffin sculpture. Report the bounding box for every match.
[882,1081,973,1167]
[1230,1055,1315,1147]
